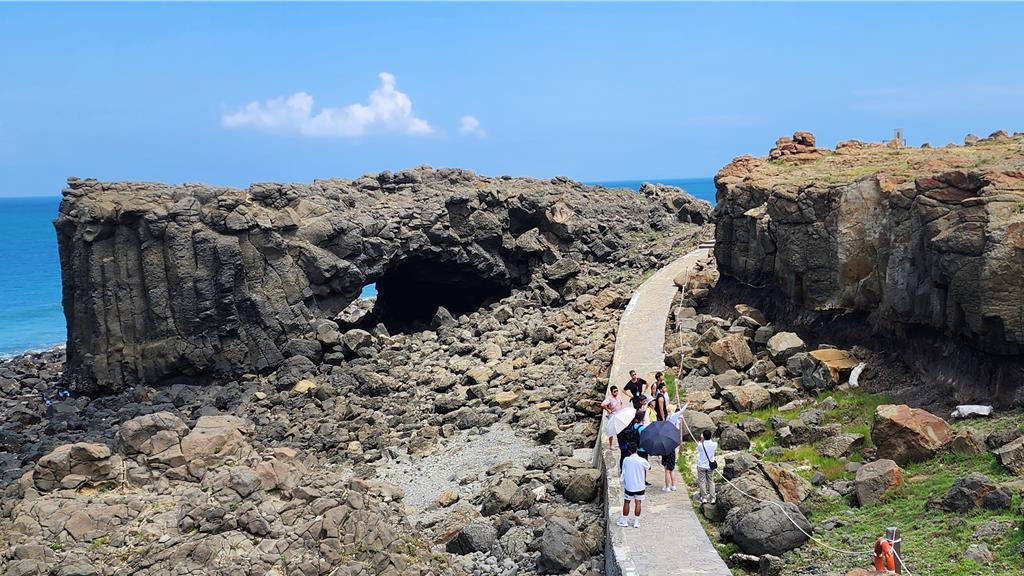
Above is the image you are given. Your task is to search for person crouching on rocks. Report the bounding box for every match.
[602,386,623,449]
[618,443,650,529]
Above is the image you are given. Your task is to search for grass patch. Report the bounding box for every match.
[792,451,1024,575]
[88,535,110,551]
[762,444,847,481]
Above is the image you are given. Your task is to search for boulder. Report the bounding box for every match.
[719,426,751,450]
[728,501,812,556]
[855,459,904,506]
[480,478,518,516]
[949,428,986,455]
[717,469,781,516]
[722,384,771,412]
[872,404,952,465]
[564,468,601,503]
[760,462,812,503]
[807,349,858,384]
[33,443,119,492]
[117,411,189,460]
[680,410,715,442]
[180,415,254,479]
[927,473,1013,512]
[817,433,864,459]
[536,515,589,574]
[342,328,373,352]
[766,332,805,362]
[708,334,755,373]
[723,452,760,480]
[993,436,1024,475]
[965,543,994,565]
[446,521,497,554]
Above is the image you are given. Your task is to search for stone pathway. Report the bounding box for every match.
[599,246,731,576]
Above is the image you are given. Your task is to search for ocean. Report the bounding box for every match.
[0,177,714,356]
[0,197,65,356]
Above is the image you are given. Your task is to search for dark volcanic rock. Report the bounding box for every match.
[56,168,683,392]
[712,134,1024,404]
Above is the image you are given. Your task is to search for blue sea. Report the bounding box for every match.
[0,177,714,356]
[0,197,65,356]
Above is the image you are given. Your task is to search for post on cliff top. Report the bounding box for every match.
[886,526,903,574]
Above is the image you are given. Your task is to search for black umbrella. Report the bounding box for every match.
[639,420,681,456]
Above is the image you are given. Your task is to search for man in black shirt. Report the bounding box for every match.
[623,369,647,403]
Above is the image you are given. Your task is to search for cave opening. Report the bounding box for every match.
[367,256,512,333]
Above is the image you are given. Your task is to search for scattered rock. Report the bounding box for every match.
[727,501,812,555]
[855,459,904,506]
[872,404,952,465]
[926,473,1012,512]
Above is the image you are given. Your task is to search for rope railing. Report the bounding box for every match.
[672,272,915,576]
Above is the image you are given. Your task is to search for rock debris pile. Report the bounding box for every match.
[3,170,711,575]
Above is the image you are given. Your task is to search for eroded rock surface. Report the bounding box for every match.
[56,168,709,393]
[713,132,1024,404]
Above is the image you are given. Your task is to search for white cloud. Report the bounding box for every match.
[459,115,486,138]
[222,72,433,137]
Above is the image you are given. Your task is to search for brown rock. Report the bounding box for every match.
[760,462,812,503]
[708,333,755,373]
[855,459,904,506]
[722,384,771,413]
[872,404,952,466]
[993,436,1024,475]
[180,415,253,479]
[949,428,986,455]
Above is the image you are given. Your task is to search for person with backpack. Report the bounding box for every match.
[629,410,652,486]
[696,429,718,504]
[616,412,640,471]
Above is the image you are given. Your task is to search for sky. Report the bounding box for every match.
[1,2,1023,197]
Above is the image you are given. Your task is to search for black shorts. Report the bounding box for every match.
[624,489,646,501]
[662,452,676,470]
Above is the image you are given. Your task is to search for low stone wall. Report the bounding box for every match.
[597,435,640,576]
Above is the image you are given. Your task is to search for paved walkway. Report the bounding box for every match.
[598,245,731,576]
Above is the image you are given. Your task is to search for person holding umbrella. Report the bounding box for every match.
[639,416,682,492]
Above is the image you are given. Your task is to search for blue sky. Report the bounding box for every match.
[1,2,1022,197]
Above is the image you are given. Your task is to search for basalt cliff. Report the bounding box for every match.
[713,131,1024,405]
[1,170,710,576]
[55,168,709,394]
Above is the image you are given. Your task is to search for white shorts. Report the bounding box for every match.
[624,489,646,501]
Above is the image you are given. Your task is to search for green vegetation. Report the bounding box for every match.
[88,535,110,551]
[791,451,1024,575]
[719,389,1024,575]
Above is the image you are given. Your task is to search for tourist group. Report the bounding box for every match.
[601,370,717,528]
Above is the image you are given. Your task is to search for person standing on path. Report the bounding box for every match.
[653,380,669,421]
[623,370,647,403]
[602,386,623,449]
[696,429,717,504]
[630,410,652,486]
[616,413,640,471]
[618,444,650,528]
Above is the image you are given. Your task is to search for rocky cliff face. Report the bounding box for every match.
[713,131,1024,404]
[56,168,709,393]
